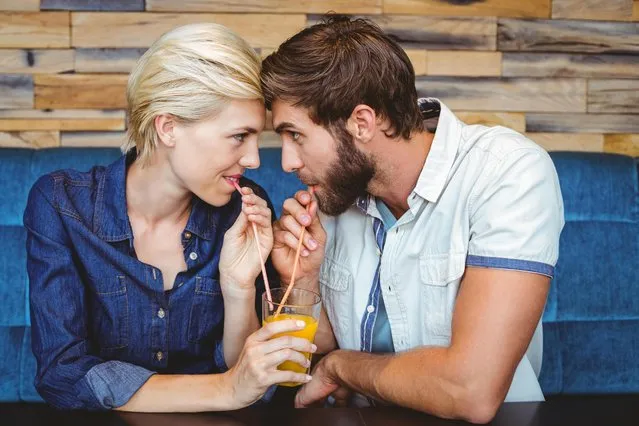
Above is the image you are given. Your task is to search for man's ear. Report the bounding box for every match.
[346,104,376,144]
[154,114,177,148]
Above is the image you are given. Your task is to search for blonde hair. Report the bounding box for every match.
[123,23,263,164]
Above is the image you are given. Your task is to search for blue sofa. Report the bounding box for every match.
[0,147,637,402]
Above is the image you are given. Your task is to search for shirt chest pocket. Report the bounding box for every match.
[419,253,466,339]
[90,275,129,351]
[319,257,353,344]
[188,277,224,344]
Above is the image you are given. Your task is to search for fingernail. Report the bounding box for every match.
[308,239,318,249]
[302,193,310,202]
[305,359,311,367]
[305,375,313,382]
[302,249,310,257]
[296,320,306,328]
[311,344,317,353]
[302,215,311,225]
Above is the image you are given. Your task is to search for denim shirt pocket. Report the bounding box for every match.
[419,253,466,340]
[319,256,353,343]
[188,276,224,344]
[90,275,129,352]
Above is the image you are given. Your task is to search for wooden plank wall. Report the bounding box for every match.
[0,0,637,156]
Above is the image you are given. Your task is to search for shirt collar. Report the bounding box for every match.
[94,150,220,242]
[355,98,462,215]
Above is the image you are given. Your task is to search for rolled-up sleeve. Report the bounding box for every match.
[24,179,154,410]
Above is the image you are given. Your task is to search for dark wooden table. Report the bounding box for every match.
[2,395,638,426]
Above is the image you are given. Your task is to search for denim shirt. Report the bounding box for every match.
[23,151,276,410]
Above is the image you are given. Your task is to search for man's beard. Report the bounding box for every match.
[313,126,376,216]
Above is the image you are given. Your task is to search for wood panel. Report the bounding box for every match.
[526,113,639,133]
[41,0,144,10]
[426,51,501,76]
[260,131,282,148]
[75,48,146,73]
[552,0,634,21]
[0,74,33,109]
[415,77,586,113]
[60,131,124,147]
[498,19,639,54]
[0,49,74,74]
[588,79,639,113]
[147,0,381,14]
[383,0,551,18]
[308,15,497,50]
[0,12,70,48]
[0,119,124,131]
[634,0,639,20]
[71,13,306,48]
[503,53,639,79]
[525,132,604,152]
[455,111,525,132]
[604,134,639,156]
[0,0,40,11]
[405,49,427,76]
[34,74,128,109]
[0,131,59,148]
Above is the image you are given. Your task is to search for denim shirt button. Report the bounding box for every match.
[157,308,165,319]
[156,351,164,361]
[189,252,198,261]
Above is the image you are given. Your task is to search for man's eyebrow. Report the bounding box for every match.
[274,122,296,134]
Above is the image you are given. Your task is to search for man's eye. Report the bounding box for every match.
[290,131,300,141]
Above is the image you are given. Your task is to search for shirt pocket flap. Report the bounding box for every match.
[319,256,353,292]
[419,252,466,286]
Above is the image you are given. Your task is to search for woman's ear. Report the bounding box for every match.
[346,104,376,144]
[154,114,177,148]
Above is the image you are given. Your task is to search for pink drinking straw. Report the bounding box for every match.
[233,181,273,308]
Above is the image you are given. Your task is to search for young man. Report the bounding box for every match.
[263,16,564,423]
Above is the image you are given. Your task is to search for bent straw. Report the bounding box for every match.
[233,181,273,307]
[274,187,314,317]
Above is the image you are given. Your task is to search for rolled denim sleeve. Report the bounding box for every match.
[24,179,152,410]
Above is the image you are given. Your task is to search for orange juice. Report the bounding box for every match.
[263,313,319,387]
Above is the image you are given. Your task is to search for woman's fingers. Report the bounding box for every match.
[260,349,311,371]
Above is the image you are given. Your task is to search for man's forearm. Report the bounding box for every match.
[221,281,260,368]
[117,373,236,412]
[325,348,494,423]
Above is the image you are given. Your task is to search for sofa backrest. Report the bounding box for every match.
[0,148,637,402]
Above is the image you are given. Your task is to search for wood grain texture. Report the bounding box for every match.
[308,15,497,50]
[383,0,551,18]
[426,51,501,76]
[0,0,40,11]
[0,49,74,73]
[405,49,427,75]
[498,18,639,54]
[0,74,33,109]
[72,13,305,48]
[0,118,124,131]
[552,0,633,21]
[147,0,381,14]
[634,0,639,20]
[41,0,144,10]
[75,48,146,73]
[0,131,59,148]
[0,12,70,48]
[415,77,586,112]
[455,111,525,132]
[34,74,128,109]
[526,113,639,133]
[604,134,639,155]
[502,53,639,78]
[60,131,124,147]
[525,132,604,152]
[588,79,639,113]
[260,131,282,148]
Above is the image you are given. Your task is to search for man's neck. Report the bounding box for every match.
[369,130,434,219]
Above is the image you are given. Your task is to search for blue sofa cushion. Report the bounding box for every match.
[0,227,27,327]
[0,327,25,402]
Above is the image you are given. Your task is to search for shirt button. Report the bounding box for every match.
[157,308,165,319]
[367,305,375,313]
[189,252,198,260]
[376,248,382,256]
[184,231,192,239]
[156,351,164,361]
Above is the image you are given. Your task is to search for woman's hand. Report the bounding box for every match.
[223,319,317,409]
[219,186,273,293]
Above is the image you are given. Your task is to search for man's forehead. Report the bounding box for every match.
[271,100,312,127]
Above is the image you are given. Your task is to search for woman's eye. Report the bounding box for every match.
[233,133,247,143]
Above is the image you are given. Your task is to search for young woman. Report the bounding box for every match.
[24,23,314,412]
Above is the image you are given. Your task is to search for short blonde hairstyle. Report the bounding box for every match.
[123,23,263,164]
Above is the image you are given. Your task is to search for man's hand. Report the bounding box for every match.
[295,353,340,408]
[272,190,326,286]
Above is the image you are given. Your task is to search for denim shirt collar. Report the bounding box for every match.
[93,151,219,242]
